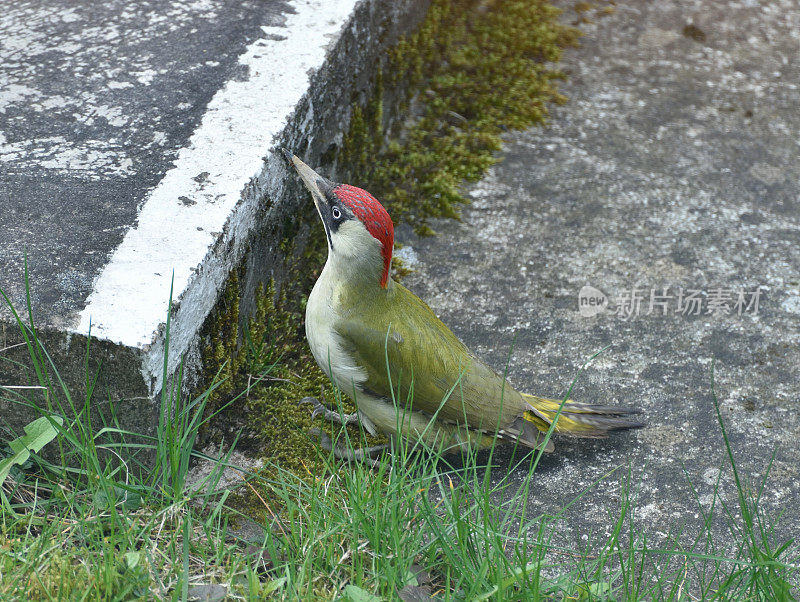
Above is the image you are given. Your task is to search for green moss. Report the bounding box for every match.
[200,267,242,403]
[235,281,339,474]
[340,0,579,235]
[197,0,579,507]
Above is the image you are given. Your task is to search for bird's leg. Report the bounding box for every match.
[309,428,388,467]
[299,393,360,426]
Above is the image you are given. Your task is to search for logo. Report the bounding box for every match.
[576,285,763,319]
[578,285,609,317]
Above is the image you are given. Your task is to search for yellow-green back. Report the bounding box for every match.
[334,279,528,431]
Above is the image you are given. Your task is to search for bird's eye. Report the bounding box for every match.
[332,207,342,220]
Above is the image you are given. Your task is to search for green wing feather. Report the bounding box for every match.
[335,281,527,431]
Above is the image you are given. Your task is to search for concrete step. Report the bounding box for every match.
[0,0,428,440]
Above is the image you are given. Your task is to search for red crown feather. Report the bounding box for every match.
[334,184,394,288]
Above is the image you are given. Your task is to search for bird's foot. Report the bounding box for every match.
[309,428,388,468]
[299,396,360,426]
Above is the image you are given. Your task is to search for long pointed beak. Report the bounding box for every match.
[281,149,334,204]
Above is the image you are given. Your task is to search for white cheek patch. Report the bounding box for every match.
[330,220,380,259]
[328,220,386,286]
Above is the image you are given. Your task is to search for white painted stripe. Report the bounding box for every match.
[75,0,358,348]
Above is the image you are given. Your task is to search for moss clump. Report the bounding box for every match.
[202,228,385,494]
[200,267,243,404]
[234,281,340,475]
[340,0,579,235]
[211,278,387,512]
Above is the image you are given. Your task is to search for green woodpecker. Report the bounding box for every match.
[283,150,643,459]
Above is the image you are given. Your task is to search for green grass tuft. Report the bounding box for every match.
[1,274,797,598]
[2,287,797,598]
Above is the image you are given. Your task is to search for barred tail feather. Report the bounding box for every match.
[521,394,645,438]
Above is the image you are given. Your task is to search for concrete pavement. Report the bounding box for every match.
[397,0,800,552]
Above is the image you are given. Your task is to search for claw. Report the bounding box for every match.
[308,427,333,452]
[307,427,387,467]
[299,396,361,427]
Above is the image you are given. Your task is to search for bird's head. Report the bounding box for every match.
[283,149,394,288]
